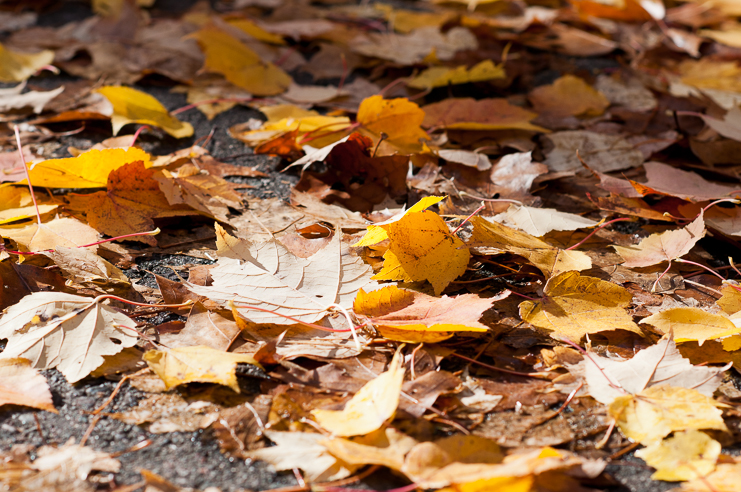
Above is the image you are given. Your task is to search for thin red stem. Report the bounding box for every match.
[451,203,485,234]
[676,259,741,294]
[702,198,740,215]
[508,290,537,301]
[565,217,633,251]
[651,260,673,293]
[14,126,41,226]
[130,125,150,147]
[552,381,583,417]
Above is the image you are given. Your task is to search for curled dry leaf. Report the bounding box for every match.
[354,285,508,343]
[188,223,374,326]
[613,212,705,268]
[468,216,591,278]
[0,358,55,412]
[311,349,404,436]
[95,86,193,138]
[519,270,642,343]
[0,292,138,383]
[143,345,261,393]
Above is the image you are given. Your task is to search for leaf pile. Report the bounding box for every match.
[6,0,741,491]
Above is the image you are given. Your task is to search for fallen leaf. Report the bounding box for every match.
[635,430,720,481]
[641,307,741,345]
[529,75,609,117]
[354,285,508,342]
[490,205,598,237]
[468,216,592,278]
[0,43,54,82]
[630,162,738,202]
[407,60,505,90]
[0,83,64,114]
[519,270,643,343]
[613,213,705,268]
[0,358,55,412]
[188,224,374,325]
[248,431,358,482]
[0,292,138,383]
[190,26,291,96]
[351,26,477,65]
[570,335,725,405]
[95,85,193,138]
[437,149,492,171]
[543,131,644,173]
[670,463,741,492]
[369,203,470,295]
[159,302,241,351]
[44,246,131,289]
[25,442,120,491]
[26,147,152,189]
[422,98,547,132]
[110,393,219,433]
[322,427,419,472]
[356,95,428,152]
[1,217,100,253]
[489,152,549,201]
[609,385,727,444]
[143,345,261,392]
[311,349,404,436]
[66,160,191,246]
[0,261,74,311]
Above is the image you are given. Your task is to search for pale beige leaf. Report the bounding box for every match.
[491,204,597,237]
[1,217,99,253]
[0,292,138,383]
[614,213,706,268]
[0,358,55,412]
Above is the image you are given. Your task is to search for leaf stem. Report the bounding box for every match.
[14,126,41,226]
[451,202,485,234]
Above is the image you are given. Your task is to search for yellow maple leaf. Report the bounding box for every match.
[95,86,193,138]
[609,385,727,444]
[143,346,261,393]
[519,271,642,343]
[26,147,152,189]
[407,60,505,90]
[0,43,54,82]
[468,216,591,278]
[641,307,741,345]
[354,285,507,343]
[190,26,292,96]
[311,349,404,436]
[375,209,469,295]
[635,430,720,481]
[356,95,428,152]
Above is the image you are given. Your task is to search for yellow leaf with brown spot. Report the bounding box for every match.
[609,385,727,444]
[357,95,428,152]
[468,216,591,278]
[143,346,261,393]
[311,349,404,436]
[407,60,505,90]
[354,285,508,343]
[353,195,445,248]
[95,86,193,138]
[0,43,54,82]
[373,209,469,295]
[26,147,152,189]
[529,75,609,117]
[635,430,720,481]
[190,26,292,96]
[519,271,642,343]
[641,307,741,345]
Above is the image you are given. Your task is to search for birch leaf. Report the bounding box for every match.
[187,224,374,325]
[311,349,404,436]
[519,271,642,343]
[0,292,138,383]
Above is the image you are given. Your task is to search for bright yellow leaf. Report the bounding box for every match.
[143,346,261,393]
[437,476,533,492]
[407,60,505,90]
[95,86,193,138]
[519,271,642,343]
[0,43,54,82]
[190,26,292,96]
[26,147,152,189]
[357,95,428,152]
[0,185,56,225]
[353,195,445,248]
[226,18,286,45]
[311,349,404,436]
[609,385,727,444]
[468,216,591,278]
[373,209,469,295]
[641,307,741,345]
[635,430,720,481]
